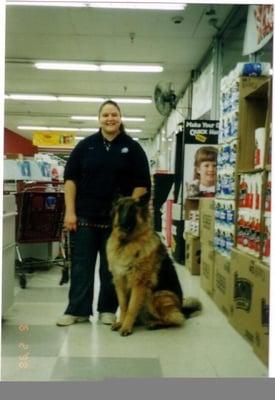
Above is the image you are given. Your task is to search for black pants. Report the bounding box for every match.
[65,219,118,316]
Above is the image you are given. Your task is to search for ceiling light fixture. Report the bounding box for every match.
[71,116,146,122]
[111,97,152,104]
[17,126,142,133]
[100,64,163,73]
[34,62,163,73]
[35,62,100,71]
[57,96,105,103]
[7,1,187,11]
[126,129,142,133]
[6,94,58,101]
[6,94,152,104]
[18,126,98,132]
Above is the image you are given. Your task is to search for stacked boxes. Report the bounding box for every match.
[185,233,201,275]
[213,251,232,316]
[184,199,201,275]
[229,249,269,365]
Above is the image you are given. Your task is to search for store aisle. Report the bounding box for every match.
[1,260,267,381]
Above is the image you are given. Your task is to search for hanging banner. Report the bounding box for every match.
[191,61,213,120]
[33,131,75,147]
[243,5,273,56]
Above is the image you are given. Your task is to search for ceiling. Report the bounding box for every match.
[4,3,237,143]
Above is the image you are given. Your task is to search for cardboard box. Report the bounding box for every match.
[253,261,270,366]
[213,251,232,317]
[229,249,268,348]
[200,243,215,296]
[185,233,201,275]
[199,198,215,245]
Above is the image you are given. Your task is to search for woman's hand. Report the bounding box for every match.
[64,211,77,231]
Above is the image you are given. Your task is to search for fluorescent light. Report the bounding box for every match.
[79,128,98,132]
[7,1,187,11]
[17,125,98,132]
[34,61,163,73]
[71,115,146,122]
[76,137,85,140]
[7,1,83,6]
[123,117,146,122]
[126,129,142,133]
[6,93,152,104]
[111,97,152,104]
[7,94,57,101]
[90,2,186,10]
[100,64,163,73]
[71,116,98,121]
[133,138,140,141]
[35,62,100,71]
[57,96,105,103]
[18,126,49,130]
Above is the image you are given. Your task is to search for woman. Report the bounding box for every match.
[57,100,151,326]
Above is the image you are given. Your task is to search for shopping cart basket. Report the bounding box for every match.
[15,187,70,288]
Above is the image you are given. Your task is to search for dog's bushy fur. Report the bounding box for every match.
[106,196,201,336]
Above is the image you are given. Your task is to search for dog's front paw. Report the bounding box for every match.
[119,324,133,336]
[111,321,122,331]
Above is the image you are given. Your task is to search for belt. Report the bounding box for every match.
[77,221,110,229]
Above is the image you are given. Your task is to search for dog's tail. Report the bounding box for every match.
[182,297,202,318]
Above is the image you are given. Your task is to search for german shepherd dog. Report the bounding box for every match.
[106,196,201,336]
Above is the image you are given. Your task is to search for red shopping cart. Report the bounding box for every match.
[15,184,70,288]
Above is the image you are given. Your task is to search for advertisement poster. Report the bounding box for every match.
[183,120,219,201]
[33,131,75,148]
[243,4,273,56]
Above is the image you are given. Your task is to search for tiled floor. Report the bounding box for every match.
[1,258,268,381]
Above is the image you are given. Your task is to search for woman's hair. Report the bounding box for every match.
[98,99,126,134]
[193,146,217,180]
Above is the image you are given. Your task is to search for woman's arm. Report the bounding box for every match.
[64,179,77,231]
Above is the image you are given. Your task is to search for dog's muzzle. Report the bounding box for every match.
[118,208,136,234]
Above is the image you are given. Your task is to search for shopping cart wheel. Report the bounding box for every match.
[19,274,27,289]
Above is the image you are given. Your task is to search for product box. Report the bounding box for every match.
[229,249,266,347]
[200,243,215,296]
[199,198,215,245]
[185,233,201,275]
[213,251,232,317]
[253,261,270,366]
[184,198,200,237]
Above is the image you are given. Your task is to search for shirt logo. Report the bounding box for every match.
[121,147,129,154]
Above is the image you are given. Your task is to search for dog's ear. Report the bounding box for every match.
[110,194,122,220]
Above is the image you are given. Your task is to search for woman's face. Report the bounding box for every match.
[197,160,216,186]
[99,103,121,137]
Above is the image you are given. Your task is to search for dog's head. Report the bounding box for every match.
[111,195,149,236]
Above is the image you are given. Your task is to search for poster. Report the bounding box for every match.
[183,120,219,201]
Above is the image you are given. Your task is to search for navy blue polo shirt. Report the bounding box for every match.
[64,131,151,223]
